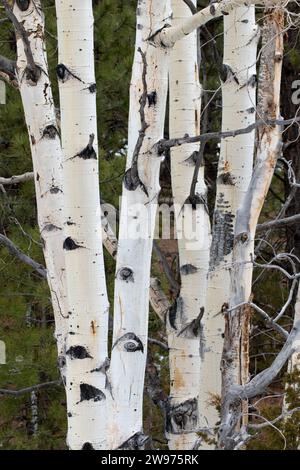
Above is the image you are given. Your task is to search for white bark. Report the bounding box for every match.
[154,0,283,48]
[55,0,109,450]
[219,8,284,449]
[167,0,210,450]
[13,1,68,380]
[108,0,171,449]
[199,7,258,442]
[288,289,300,373]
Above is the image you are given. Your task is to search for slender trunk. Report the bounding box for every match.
[167,0,210,450]
[55,0,109,450]
[199,7,258,443]
[219,8,284,449]
[13,1,68,380]
[108,0,171,449]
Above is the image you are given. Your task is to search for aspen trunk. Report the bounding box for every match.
[13,0,68,380]
[199,7,258,442]
[55,0,109,450]
[219,8,284,449]
[108,0,171,449]
[167,0,211,450]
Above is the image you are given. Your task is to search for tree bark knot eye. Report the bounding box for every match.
[113,332,144,353]
[117,267,134,282]
[16,0,30,11]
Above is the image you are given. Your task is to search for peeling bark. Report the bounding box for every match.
[218,8,284,449]
[199,6,258,442]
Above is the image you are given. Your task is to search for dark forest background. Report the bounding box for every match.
[0,0,299,449]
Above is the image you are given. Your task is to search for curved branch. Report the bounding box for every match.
[0,233,47,278]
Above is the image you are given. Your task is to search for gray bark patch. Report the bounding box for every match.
[180,264,198,276]
[166,397,198,433]
[79,384,106,402]
[42,125,59,139]
[113,332,144,353]
[75,134,97,160]
[210,207,235,269]
[118,432,149,450]
[42,224,61,232]
[182,150,199,166]
[178,307,204,339]
[168,296,184,330]
[66,346,93,360]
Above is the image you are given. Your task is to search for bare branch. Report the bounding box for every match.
[257,214,300,232]
[0,171,34,185]
[248,407,300,430]
[157,116,300,154]
[0,380,61,397]
[0,233,47,278]
[148,337,168,351]
[0,54,18,88]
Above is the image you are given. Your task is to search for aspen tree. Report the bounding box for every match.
[219,7,284,449]
[108,0,171,449]
[199,5,258,440]
[167,0,211,450]
[12,0,68,379]
[55,0,109,450]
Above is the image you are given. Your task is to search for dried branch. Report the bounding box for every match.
[257,214,300,232]
[157,116,300,154]
[0,54,18,87]
[0,171,34,185]
[0,380,62,396]
[0,233,47,278]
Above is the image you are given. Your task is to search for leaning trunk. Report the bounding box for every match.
[167,0,210,450]
[199,6,258,441]
[219,7,284,449]
[55,0,109,450]
[13,0,68,380]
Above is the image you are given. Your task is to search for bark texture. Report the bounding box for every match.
[167,0,210,450]
[55,0,109,450]
[219,8,284,449]
[108,0,171,449]
[199,6,258,442]
[14,0,68,380]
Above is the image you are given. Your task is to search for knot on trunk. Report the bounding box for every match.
[113,332,144,353]
[118,432,149,450]
[166,397,198,433]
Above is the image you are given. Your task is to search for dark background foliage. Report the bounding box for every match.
[0,0,299,449]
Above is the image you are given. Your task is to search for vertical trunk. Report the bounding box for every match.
[55,0,109,450]
[199,6,258,441]
[219,8,284,449]
[13,1,68,380]
[167,0,211,450]
[108,0,171,449]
